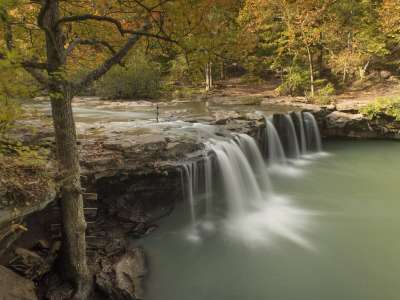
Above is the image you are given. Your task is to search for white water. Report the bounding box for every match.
[210,137,265,217]
[304,112,323,152]
[283,114,301,158]
[181,163,197,235]
[203,153,213,217]
[179,114,324,244]
[234,133,272,192]
[265,118,287,165]
[295,112,307,154]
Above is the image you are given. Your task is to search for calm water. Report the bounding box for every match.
[140,140,400,300]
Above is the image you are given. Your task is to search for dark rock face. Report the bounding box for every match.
[95,169,182,226]
[0,265,38,300]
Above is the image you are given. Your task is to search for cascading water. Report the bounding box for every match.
[295,112,307,154]
[235,133,273,191]
[178,115,323,244]
[304,112,322,152]
[264,118,287,165]
[210,137,266,217]
[181,162,197,230]
[283,114,301,158]
[203,153,213,217]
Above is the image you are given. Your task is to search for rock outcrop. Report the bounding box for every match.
[0,265,38,300]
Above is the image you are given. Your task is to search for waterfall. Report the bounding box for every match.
[181,133,272,222]
[203,153,213,217]
[283,114,301,158]
[211,137,268,217]
[264,118,287,165]
[295,112,307,154]
[235,133,273,192]
[181,163,197,229]
[304,112,322,152]
[178,115,323,242]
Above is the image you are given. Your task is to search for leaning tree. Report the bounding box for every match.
[0,0,174,298]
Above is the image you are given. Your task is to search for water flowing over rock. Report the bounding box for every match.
[263,117,287,165]
[304,112,322,152]
[177,117,324,243]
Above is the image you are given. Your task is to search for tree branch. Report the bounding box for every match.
[21,61,49,70]
[23,67,49,86]
[56,14,177,43]
[65,37,116,57]
[57,14,126,35]
[74,23,151,91]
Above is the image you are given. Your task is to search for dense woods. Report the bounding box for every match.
[0,0,400,299]
[1,0,400,103]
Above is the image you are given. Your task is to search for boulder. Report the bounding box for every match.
[323,111,378,138]
[326,111,365,129]
[0,265,37,300]
[96,248,147,300]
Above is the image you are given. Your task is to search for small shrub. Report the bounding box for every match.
[360,97,400,121]
[276,67,310,96]
[312,83,336,105]
[96,56,162,100]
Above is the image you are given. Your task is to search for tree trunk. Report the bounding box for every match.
[209,61,213,90]
[41,1,90,297]
[317,32,324,74]
[306,46,314,98]
[205,63,210,91]
[50,86,91,298]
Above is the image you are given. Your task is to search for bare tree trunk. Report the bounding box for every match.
[359,60,370,80]
[306,45,314,98]
[220,61,225,80]
[317,32,324,74]
[209,61,213,90]
[50,86,90,298]
[205,63,210,91]
[40,1,90,297]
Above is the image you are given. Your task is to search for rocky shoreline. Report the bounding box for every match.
[1,99,400,299]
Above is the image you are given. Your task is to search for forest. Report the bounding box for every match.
[1,1,400,300]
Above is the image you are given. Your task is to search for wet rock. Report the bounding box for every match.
[244,112,264,121]
[95,248,147,300]
[0,265,37,300]
[212,111,240,124]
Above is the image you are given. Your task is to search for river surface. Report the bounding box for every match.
[140,139,400,300]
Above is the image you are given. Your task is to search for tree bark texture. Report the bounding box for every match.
[40,0,90,296]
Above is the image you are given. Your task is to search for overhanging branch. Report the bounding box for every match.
[65,38,117,57]
[74,23,151,91]
[56,14,177,43]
